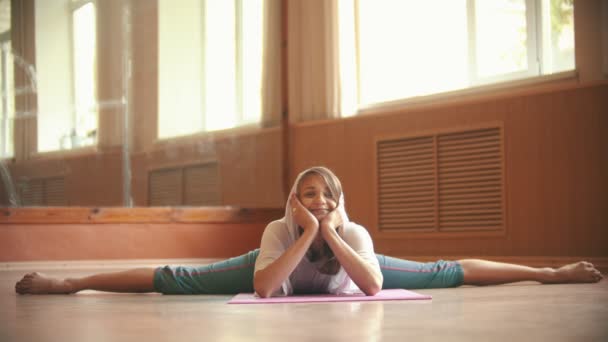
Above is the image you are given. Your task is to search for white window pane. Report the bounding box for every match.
[72,3,97,146]
[35,0,73,152]
[158,0,204,139]
[241,0,263,124]
[1,41,14,158]
[357,0,468,106]
[548,0,574,73]
[475,0,529,78]
[204,0,237,131]
[158,0,263,137]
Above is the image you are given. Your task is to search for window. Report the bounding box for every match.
[0,0,13,158]
[340,0,575,110]
[158,0,264,139]
[70,1,97,148]
[35,0,97,152]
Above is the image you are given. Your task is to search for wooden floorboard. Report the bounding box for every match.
[1,265,607,342]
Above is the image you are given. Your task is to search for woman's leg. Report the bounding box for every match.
[154,249,259,294]
[376,254,464,289]
[15,249,261,295]
[15,268,155,294]
[459,259,603,285]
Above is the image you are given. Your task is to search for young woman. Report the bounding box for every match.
[15,166,603,296]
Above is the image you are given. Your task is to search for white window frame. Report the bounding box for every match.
[467,0,540,87]
[157,0,263,139]
[0,31,12,158]
[350,0,573,111]
[34,0,98,153]
[67,0,97,149]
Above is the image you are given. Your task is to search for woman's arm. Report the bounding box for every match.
[320,212,383,296]
[253,194,318,298]
[253,228,316,298]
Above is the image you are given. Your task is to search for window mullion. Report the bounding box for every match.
[235,0,243,124]
[466,0,477,87]
[526,0,541,76]
[69,2,77,145]
[201,0,207,132]
[353,0,362,110]
[1,45,6,157]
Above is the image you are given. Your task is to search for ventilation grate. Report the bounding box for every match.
[149,168,182,206]
[376,126,504,233]
[44,177,67,206]
[18,177,66,206]
[378,136,436,230]
[149,162,221,206]
[183,164,220,205]
[437,128,503,231]
[19,179,44,206]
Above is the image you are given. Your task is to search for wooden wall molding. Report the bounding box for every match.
[0,207,284,224]
[0,207,284,262]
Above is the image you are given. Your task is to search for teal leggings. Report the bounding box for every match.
[153,249,464,294]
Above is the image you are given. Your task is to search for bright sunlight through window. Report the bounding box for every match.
[342,0,575,109]
[36,0,97,152]
[70,2,97,148]
[0,40,13,158]
[158,0,264,139]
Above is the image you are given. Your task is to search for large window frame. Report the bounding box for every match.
[348,0,575,112]
[157,0,264,140]
[34,0,98,153]
[466,0,539,86]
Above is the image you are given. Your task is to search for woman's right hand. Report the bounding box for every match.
[290,193,319,233]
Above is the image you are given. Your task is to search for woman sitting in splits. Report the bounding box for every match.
[15,166,603,296]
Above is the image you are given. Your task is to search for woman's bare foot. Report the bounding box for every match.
[15,272,74,294]
[544,262,603,284]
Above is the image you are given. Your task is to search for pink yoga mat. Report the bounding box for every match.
[228,289,431,304]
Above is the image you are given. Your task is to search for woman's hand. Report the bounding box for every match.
[290,193,319,233]
[320,209,343,238]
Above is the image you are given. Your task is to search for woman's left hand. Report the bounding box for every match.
[320,209,343,238]
[290,194,319,233]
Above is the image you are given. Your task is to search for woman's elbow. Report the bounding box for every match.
[255,287,273,298]
[362,275,383,296]
[363,283,382,296]
[253,276,273,298]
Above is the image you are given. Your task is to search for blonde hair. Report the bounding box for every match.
[295,166,343,203]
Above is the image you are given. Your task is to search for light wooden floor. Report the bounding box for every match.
[1,266,607,342]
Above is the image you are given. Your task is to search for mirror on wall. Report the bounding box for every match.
[0,0,284,208]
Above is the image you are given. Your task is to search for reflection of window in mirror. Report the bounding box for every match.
[158,0,264,139]
[36,0,97,153]
[0,0,13,159]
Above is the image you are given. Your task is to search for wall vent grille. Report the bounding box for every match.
[149,163,220,206]
[18,177,66,206]
[377,126,505,232]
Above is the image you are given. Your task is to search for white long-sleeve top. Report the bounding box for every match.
[253,219,380,296]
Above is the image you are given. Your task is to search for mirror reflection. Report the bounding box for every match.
[0,0,284,208]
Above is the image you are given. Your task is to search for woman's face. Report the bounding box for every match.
[297,173,338,220]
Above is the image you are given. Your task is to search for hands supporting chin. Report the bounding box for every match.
[290,193,343,240]
[319,209,343,239]
[290,194,319,234]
